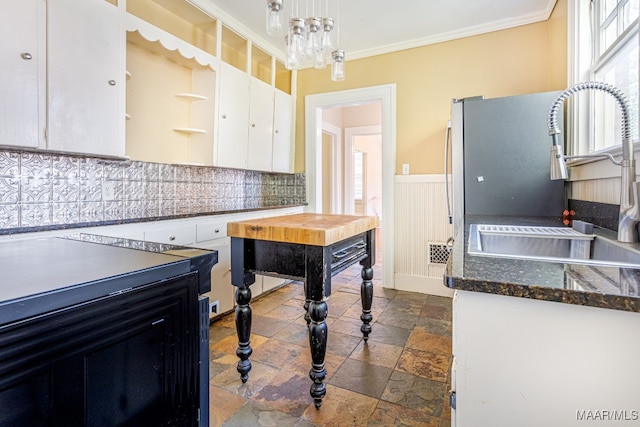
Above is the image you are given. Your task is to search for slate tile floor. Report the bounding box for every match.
[208,262,453,427]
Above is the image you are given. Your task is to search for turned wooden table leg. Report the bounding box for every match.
[308,298,328,408]
[360,229,376,341]
[231,237,257,383]
[235,284,252,382]
[306,245,331,409]
[360,266,373,341]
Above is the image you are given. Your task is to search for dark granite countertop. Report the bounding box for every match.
[444,215,640,313]
[0,235,217,326]
[62,233,218,295]
[0,238,186,325]
[0,203,307,236]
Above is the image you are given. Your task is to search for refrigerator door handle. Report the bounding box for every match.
[444,119,453,224]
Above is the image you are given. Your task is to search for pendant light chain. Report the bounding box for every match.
[335,0,340,47]
[330,0,345,81]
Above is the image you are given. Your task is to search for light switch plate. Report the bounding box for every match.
[402,164,410,175]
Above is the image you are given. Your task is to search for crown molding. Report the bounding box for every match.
[347,1,558,61]
[187,0,558,65]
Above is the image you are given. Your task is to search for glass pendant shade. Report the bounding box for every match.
[285,36,297,69]
[331,49,345,81]
[305,17,322,56]
[313,49,326,69]
[286,17,306,70]
[266,0,284,36]
[321,18,334,50]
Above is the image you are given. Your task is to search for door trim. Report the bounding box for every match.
[322,122,343,214]
[305,84,396,289]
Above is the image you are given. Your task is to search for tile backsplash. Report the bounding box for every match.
[0,150,305,232]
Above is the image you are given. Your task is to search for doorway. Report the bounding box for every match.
[344,125,382,217]
[321,104,382,219]
[305,84,396,289]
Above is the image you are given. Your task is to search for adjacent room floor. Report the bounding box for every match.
[208,261,453,427]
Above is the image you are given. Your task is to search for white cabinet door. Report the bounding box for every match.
[247,78,274,172]
[453,290,640,426]
[0,0,45,149]
[199,238,235,319]
[272,90,294,173]
[47,0,124,157]
[216,62,250,169]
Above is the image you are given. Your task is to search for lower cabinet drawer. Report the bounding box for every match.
[331,233,368,274]
[196,222,227,242]
[144,225,197,245]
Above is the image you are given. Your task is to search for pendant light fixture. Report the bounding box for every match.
[266,0,284,36]
[321,17,334,59]
[286,16,306,68]
[330,49,345,81]
[266,0,345,79]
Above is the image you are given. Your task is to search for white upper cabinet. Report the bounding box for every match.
[247,78,275,171]
[211,20,295,172]
[0,0,124,157]
[0,0,46,149]
[47,0,124,158]
[216,70,293,173]
[272,90,293,173]
[1,0,294,169]
[216,62,250,169]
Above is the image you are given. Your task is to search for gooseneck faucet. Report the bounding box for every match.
[547,81,638,243]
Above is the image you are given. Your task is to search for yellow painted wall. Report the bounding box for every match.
[294,0,568,174]
[548,0,568,90]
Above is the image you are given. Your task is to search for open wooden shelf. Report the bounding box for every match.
[173,127,207,134]
[175,92,208,101]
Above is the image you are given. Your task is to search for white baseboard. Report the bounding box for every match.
[393,274,454,297]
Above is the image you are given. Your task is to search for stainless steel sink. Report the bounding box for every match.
[468,224,640,267]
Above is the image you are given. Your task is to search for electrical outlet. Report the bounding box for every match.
[209,301,219,314]
[402,164,410,175]
[102,181,116,200]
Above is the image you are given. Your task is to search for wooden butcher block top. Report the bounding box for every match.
[227,213,379,246]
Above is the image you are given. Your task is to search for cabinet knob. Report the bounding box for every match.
[275,130,279,134]
[21,52,32,60]
[108,80,117,86]
[251,123,256,127]
[214,229,220,233]
[169,235,176,241]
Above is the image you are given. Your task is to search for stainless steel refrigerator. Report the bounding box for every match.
[447,91,565,234]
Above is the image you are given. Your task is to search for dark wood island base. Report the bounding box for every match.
[228,213,379,408]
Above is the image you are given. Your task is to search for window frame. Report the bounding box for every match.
[568,0,639,169]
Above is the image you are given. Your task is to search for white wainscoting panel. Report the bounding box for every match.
[394,174,454,296]
[570,177,620,204]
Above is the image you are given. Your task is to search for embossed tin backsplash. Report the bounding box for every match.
[0,150,305,232]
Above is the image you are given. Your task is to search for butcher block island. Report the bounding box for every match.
[227,213,380,408]
[226,213,379,245]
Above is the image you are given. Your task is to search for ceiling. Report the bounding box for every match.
[192,0,558,60]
